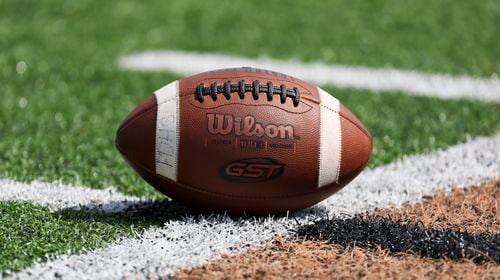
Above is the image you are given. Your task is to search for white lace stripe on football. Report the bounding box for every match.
[155,80,180,181]
[317,87,342,188]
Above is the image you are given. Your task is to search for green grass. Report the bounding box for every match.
[0,201,167,275]
[1,0,499,76]
[0,0,499,196]
[0,69,172,197]
[0,0,499,275]
[331,89,500,167]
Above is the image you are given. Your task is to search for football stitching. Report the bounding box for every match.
[195,80,301,107]
[185,74,315,97]
[319,104,340,114]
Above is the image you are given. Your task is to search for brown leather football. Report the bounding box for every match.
[116,67,372,214]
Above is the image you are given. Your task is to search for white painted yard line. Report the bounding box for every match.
[119,51,500,102]
[0,180,147,213]
[8,133,500,280]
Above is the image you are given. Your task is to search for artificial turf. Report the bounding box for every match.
[331,88,500,168]
[0,201,164,275]
[1,0,499,196]
[2,0,499,76]
[0,0,499,275]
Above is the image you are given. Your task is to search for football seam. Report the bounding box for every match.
[319,103,371,184]
[186,99,313,114]
[120,93,369,200]
[130,158,340,200]
[329,105,372,141]
[116,105,155,134]
[117,96,177,134]
[117,96,178,171]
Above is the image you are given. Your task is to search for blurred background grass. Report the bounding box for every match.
[0,0,498,197]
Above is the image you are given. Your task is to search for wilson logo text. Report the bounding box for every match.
[207,113,295,139]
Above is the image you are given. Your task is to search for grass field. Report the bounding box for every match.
[2,0,499,75]
[0,0,499,276]
[0,201,162,273]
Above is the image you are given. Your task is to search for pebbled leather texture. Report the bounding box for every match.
[177,67,321,200]
[338,103,372,184]
[116,95,157,172]
[116,67,372,214]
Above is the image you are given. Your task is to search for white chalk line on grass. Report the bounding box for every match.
[0,180,148,213]
[119,51,500,102]
[7,133,500,280]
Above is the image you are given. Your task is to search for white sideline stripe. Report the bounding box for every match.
[8,133,500,280]
[155,80,180,181]
[119,51,500,102]
[0,180,146,213]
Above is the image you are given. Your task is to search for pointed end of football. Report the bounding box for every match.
[116,95,157,172]
[338,103,373,184]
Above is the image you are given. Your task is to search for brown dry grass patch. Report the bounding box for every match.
[174,238,499,280]
[172,180,499,279]
[371,180,499,234]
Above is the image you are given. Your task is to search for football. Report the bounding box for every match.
[116,67,372,214]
